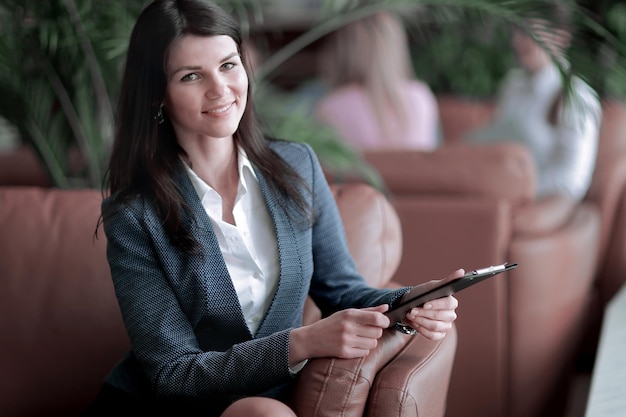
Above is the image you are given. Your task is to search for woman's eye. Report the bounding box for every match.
[222,62,236,71]
[181,73,200,81]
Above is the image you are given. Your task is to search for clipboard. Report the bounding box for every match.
[386,262,518,329]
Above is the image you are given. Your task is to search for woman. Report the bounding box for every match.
[86,1,460,416]
[467,3,601,203]
[314,11,440,151]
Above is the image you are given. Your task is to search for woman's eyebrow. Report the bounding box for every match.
[220,52,240,62]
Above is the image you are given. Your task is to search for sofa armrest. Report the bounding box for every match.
[586,152,626,259]
[597,189,626,303]
[290,329,415,417]
[366,325,457,417]
[512,194,578,236]
[331,182,403,289]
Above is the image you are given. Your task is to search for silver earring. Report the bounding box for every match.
[155,106,164,124]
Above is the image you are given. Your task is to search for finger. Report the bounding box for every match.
[335,333,380,358]
[355,325,384,340]
[407,308,457,323]
[360,304,391,329]
[353,305,391,328]
[423,295,459,311]
[446,268,465,279]
[337,345,373,359]
[413,326,448,341]
[406,317,453,335]
[406,297,458,321]
[419,319,453,333]
[362,304,389,313]
[353,335,380,351]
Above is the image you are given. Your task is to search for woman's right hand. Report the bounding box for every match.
[288,304,391,367]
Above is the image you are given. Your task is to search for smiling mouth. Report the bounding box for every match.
[204,102,234,114]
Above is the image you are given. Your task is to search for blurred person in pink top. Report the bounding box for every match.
[314,11,440,152]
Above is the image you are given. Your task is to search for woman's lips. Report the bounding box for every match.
[204,102,234,115]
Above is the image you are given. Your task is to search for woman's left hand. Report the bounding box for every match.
[403,295,458,340]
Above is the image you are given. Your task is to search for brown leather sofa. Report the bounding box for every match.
[357,98,626,417]
[364,143,601,417]
[437,97,626,306]
[587,101,626,305]
[0,182,457,417]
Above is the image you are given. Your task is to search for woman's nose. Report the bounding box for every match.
[205,74,229,98]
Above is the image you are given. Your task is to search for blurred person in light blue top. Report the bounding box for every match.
[467,1,601,203]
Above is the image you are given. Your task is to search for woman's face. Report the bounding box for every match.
[512,20,570,74]
[512,27,551,73]
[163,35,248,144]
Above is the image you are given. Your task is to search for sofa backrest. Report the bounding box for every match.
[364,142,536,209]
[0,187,129,417]
[0,146,51,187]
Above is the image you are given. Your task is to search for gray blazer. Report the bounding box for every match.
[102,140,405,404]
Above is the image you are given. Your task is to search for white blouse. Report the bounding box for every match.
[185,149,279,336]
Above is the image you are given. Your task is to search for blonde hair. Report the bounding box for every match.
[320,11,414,138]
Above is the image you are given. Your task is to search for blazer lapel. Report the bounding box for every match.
[173,164,306,341]
[253,170,307,339]
[173,168,251,341]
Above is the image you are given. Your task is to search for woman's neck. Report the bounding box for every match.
[184,137,239,196]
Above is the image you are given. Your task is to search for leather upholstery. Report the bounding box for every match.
[291,330,413,417]
[0,188,127,416]
[292,328,457,417]
[295,182,457,417]
[330,182,403,289]
[587,101,626,304]
[354,98,626,417]
[365,142,535,206]
[364,142,603,417]
[0,183,457,417]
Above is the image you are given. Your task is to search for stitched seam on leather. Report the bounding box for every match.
[399,338,447,415]
[367,386,417,417]
[338,357,366,417]
[397,387,416,416]
[366,383,381,416]
[406,335,446,373]
[370,336,448,416]
[313,359,335,417]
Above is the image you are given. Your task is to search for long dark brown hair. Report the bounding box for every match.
[101,0,312,252]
